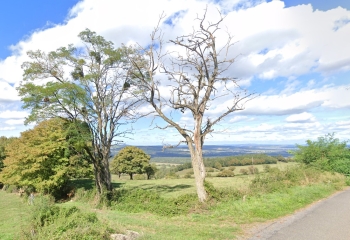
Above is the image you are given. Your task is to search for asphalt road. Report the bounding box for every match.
[247,187,350,240]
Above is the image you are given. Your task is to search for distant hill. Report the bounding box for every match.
[110,144,295,159]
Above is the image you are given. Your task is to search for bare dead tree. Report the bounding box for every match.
[130,9,256,202]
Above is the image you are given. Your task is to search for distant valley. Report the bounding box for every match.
[111,144,296,159]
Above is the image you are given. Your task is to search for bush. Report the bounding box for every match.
[217,169,235,177]
[263,165,271,172]
[214,162,222,170]
[248,166,259,174]
[240,169,249,175]
[183,172,192,178]
[228,166,236,171]
[206,167,215,172]
[290,133,350,175]
[20,194,114,239]
[111,188,197,216]
[134,174,146,180]
[5,184,17,193]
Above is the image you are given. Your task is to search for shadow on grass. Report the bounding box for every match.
[128,183,192,194]
[70,179,125,190]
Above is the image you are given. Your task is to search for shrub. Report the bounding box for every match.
[263,164,271,172]
[290,133,350,175]
[134,174,146,180]
[217,169,235,177]
[214,162,222,170]
[248,166,259,174]
[206,167,215,172]
[20,195,114,239]
[228,166,236,171]
[240,169,249,175]
[5,184,17,193]
[111,188,197,216]
[184,172,192,178]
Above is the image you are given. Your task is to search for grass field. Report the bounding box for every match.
[0,191,31,240]
[0,163,346,239]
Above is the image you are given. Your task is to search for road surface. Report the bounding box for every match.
[246,187,350,240]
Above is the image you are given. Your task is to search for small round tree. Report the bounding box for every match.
[111,146,151,180]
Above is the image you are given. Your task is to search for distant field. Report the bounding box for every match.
[111,162,297,198]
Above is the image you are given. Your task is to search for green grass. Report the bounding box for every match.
[0,164,347,240]
[0,191,31,240]
[61,183,343,239]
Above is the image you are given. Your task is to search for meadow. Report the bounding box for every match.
[0,162,347,239]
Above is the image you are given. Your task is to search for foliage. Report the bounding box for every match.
[20,195,114,239]
[0,136,16,172]
[249,165,345,193]
[204,154,277,168]
[248,166,259,174]
[290,133,350,175]
[239,168,249,175]
[110,188,198,216]
[111,146,151,180]
[18,28,142,194]
[0,119,92,198]
[217,169,235,177]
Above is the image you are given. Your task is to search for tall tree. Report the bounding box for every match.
[0,118,92,196]
[18,29,141,194]
[131,10,255,202]
[110,146,151,180]
[0,136,16,172]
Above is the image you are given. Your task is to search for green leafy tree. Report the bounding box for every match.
[17,29,142,194]
[0,136,16,172]
[0,119,92,196]
[144,163,158,180]
[291,133,350,175]
[111,146,151,180]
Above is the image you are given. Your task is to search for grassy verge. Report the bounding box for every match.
[62,183,343,240]
[0,191,31,240]
[0,165,347,239]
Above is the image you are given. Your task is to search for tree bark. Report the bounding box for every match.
[187,118,207,202]
[93,158,112,194]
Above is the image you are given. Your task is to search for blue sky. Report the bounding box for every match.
[0,0,350,145]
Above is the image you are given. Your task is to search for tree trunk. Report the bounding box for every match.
[93,157,112,195]
[187,123,207,202]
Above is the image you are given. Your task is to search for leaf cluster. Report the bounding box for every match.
[290,133,350,175]
[110,146,152,179]
[0,119,92,196]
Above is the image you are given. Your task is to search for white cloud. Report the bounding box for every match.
[4,119,25,125]
[0,110,28,119]
[0,126,16,131]
[0,0,350,144]
[285,112,316,123]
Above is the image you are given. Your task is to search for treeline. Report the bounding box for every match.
[174,154,285,172]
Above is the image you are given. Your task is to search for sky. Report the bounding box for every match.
[0,0,349,145]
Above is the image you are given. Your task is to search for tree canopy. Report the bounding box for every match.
[0,136,16,172]
[0,118,92,196]
[111,146,151,180]
[291,133,350,175]
[18,29,142,194]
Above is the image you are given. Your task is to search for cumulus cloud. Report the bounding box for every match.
[0,0,349,144]
[285,112,316,123]
[0,110,28,119]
